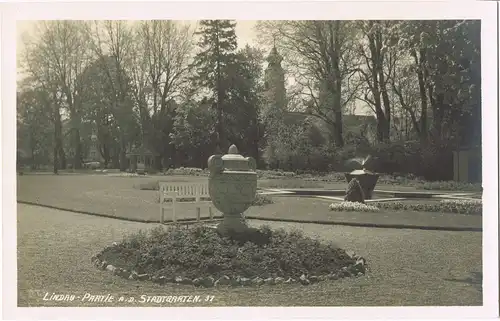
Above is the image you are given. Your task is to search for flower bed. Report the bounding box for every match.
[375,199,482,215]
[329,201,380,212]
[91,225,367,287]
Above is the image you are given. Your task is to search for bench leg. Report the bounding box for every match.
[196,207,201,223]
[172,199,177,223]
[160,207,164,224]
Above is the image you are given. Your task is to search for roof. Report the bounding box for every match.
[266,46,283,65]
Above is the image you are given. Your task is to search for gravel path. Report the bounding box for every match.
[16,204,482,307]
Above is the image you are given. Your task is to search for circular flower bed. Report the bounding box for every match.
[91,225,367,287]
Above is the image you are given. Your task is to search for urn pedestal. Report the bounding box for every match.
[345,169,379,200]
[208,145,257,234]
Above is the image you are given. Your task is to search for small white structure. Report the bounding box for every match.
[452,147,481,183]
[158,182,213,224]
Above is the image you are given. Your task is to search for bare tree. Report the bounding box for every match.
[83,20,137,170]
[355,21,399,142]
[132,20,194,166]
[20,21,89,170]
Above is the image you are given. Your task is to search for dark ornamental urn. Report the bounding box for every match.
[345,169,379,200]
[344,156,379,200]
[207,145,257,234]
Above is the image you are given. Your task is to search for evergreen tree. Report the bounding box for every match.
[226,45,265,160]
[191,20,238,151]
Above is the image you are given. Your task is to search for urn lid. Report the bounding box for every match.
[220,145,256,172]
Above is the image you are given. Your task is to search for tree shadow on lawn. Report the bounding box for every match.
[443,271,482,292]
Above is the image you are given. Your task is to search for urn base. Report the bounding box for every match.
[216,214,250,235]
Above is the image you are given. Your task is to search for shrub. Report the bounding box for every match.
[164,167,209,176]
[344,178,365,203]
[252,193,274,206]
[329,201,380,212]
[96,225,357,280]
[258,179,324,189]
[257,169,296,179]
[375,199,481,215]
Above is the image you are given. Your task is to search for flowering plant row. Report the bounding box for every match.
[375,199,481,215]
[329,201,380,212]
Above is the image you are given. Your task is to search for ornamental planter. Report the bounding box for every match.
[345,169,379,200]
[207,145,257,235]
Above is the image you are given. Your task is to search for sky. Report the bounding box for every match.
[16,20,262,86]
[17,20,260,55]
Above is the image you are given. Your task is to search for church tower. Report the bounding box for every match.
[262,45,288,168]
[263,45,287,116]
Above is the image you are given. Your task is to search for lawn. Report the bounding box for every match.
[17,204,482,307]
[16,174,482,230]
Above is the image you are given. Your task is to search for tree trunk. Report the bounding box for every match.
[333,111,344,147]
[58,140,66,169]
[414,49,428,143]
[370,28,390,142]
[53,144,58,174]
[119,134,127,172]
[31,148,36,170]
[379,72,391,141]
[373,108,385,142]
[430,88,445,141]
[73,128,82,169]
[52,98,63,173]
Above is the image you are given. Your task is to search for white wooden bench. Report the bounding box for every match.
[159,182,213,224]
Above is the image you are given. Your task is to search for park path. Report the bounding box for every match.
[15,204,482,307]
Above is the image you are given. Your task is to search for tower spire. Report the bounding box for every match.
[266,41,283,66]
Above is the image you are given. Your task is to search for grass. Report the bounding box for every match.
[17,175,482,230]
[17,204,483,307]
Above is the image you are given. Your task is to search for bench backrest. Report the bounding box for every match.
[159,182,209,198]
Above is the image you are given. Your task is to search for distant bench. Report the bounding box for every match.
[158,182,213,224]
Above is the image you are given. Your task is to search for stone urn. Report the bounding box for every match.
[345,169,379,200]
[208,145,257,234]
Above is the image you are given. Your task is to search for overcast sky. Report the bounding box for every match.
[17,20,260,53]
